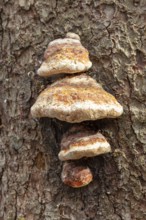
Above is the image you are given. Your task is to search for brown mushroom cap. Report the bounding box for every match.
[58,126,111,161]
[37,33,92,77]
[61,161,93,188]
[31,74,123,123]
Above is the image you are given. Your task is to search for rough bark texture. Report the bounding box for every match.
[0,0,146,219]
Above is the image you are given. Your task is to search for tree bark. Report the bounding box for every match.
[1,0,146,219]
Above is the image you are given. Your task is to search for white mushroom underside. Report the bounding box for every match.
[59,141,111,161]
[37,59,92,76]
[31,100,123,122]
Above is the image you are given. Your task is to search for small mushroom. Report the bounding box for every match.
[61,161,93,188]
[65,32,81,41]
[37,32,92,77]
[58,126,111,161]
[31,74,123,123]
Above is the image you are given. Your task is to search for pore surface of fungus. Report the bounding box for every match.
[61,161,93,188]
[37,32,92,77]
[31,74,123,123]
[59,126,111,161]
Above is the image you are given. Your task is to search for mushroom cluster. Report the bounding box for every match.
[31,33,123,188]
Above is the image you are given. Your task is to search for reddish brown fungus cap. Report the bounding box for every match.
[31,74,123,123]
[58,126,111,161]
[61,161,93,188]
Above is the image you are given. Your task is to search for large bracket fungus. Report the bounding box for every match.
[31,74,123,123]
[31,32,123,188]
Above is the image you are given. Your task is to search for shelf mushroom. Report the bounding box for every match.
[31,32,124,188]
[31,74,123,123]
[58,126,111,161]
[61,161,93,188]
[37,32,92,77]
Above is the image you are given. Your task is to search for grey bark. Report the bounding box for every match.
[0,0,146,220]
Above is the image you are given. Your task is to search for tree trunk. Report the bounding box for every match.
[1,0,146,219]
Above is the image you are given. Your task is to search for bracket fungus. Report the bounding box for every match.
[61,161,93,188]
[58,126,111,161]
[31,74,123,123]
[31,32,124,188]
[37,32,92,77]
